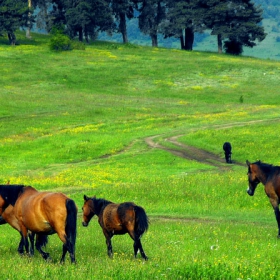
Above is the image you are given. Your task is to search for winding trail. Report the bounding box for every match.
[144,118,280,169]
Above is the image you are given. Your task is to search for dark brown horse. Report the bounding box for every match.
[246,160,280,237]
[0,185,77,263]
[82,195,149,260]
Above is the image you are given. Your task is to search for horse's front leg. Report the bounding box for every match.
[269,197,280,237]
[20,229,29,255]
[36,234,50,261]
[273,207,280,237]
[28,231,35,256]
[103,230,113,258]
[17,234,25,255]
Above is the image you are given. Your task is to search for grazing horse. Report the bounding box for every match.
[82,195,149,260]
[13,186,77,263]
[223,142,232,163]
[246,160,280,237]
[0,185,47,255]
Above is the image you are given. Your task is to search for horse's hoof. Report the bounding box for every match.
[43,253,50,260]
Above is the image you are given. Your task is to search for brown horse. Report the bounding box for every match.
[0,185,47,255]
[82,195,149,260]
[246,160,280,237]
[13,186,77,263]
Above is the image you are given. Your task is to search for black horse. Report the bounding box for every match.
[246,160,280,237]
[223,142,232,163]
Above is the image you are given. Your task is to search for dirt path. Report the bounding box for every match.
[145,135,237,169]
[144,118,280,169]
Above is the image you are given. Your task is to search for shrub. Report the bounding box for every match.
[71,40,86,50]
[49,33,73,51]
[224,39,243,55]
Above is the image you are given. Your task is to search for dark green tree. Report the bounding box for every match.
[0,0,31,44]
[160,0,204,50]
[201,0,266,54]
[136,0,166,47]
[49,0,115,42]
[112,0,135,43]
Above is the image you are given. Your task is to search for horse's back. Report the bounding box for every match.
[101,203,134,233]
[223,142,232,152]
[270,167,280,196]
[15,189,70,234]
[118,202,136,221]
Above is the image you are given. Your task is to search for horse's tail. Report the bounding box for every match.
[65,199,77,254]
[134,205,149,236]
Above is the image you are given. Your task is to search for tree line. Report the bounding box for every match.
[0,0,267,54]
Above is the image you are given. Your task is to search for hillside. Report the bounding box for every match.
[1,34,280,278]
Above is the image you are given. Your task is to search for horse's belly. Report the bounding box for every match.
[24,219,54,234]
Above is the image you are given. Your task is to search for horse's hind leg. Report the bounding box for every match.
[57,233,76,264]
[60,243,68,264]
[60,242,76,264]
[134,236,148,260]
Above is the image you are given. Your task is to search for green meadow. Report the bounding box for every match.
[1,32,280,279]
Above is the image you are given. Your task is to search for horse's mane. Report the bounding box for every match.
[254,160,280,174]
[92,197,112,215]
[0,185,25,206]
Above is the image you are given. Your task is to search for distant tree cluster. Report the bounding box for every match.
[0,0,267,54]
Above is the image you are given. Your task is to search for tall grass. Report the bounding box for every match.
[0,32,280,279]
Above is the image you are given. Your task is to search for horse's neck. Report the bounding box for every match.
[258,166,273,185]
[22,186,38,197]
[95,199,112,216]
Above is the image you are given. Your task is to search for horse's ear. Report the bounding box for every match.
[84,195,90,201]
[246,160,251,166]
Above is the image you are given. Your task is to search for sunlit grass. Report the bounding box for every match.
[0,32,280,279]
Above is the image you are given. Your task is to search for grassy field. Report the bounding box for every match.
[1,32,280,279]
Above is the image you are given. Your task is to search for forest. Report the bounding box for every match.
[1,0,280,55]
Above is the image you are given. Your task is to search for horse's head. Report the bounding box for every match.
[246,160,261,196]
[0,185,25,215]
[82,195,96,227]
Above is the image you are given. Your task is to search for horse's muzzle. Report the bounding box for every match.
[247,188,254,196]
[82,221,88,227]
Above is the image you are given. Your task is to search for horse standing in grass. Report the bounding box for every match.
[246,160,280,237]
[14,186,77,263]
[82,195,149,260]
[223,142,232,163]
[0,185,48,255]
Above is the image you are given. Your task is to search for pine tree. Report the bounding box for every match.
[137,0,166,47]
[0,0,29,44]
[112,0,135,43]
[201,0,266,54]
[49,0,114,42]
[160,0,204,50]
